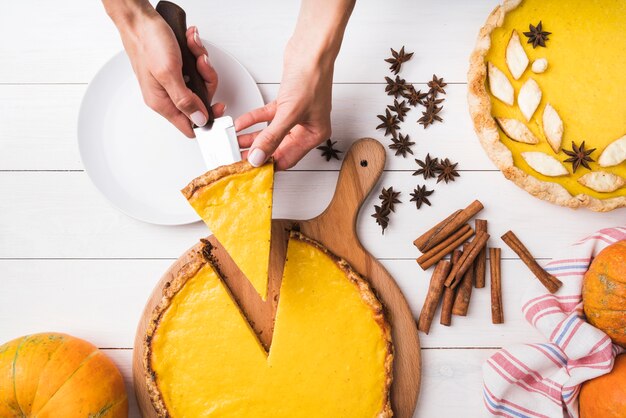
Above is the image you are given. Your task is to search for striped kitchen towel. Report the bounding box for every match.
[483,226,626,418]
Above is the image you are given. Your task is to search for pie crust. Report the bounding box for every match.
[142,231,393,418]
[467,0,626,211]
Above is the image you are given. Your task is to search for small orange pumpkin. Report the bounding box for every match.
[580,353,626,417]
[0,333,128,417]
[582,240,626,348]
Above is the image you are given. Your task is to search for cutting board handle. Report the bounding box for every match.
[156,1,215,125]
[313,138,386,233]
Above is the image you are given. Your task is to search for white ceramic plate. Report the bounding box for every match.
[78,41,265,225]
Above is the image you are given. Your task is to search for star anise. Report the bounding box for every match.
[423,93,445,110]
[563,141,595,173]
[413,154,440,179]
[389,133,415,157]
[384,75,407,98]
[387,99,410,122]
[427,74,447,96]
[379,186,401,212]
[410,185,434,209]
[316,139,342,161]
[436,158,460,183]
[371,204,390,234]
[403,85,428,107]
[376,109,400,137]
[384,46,414,75]
[417,105,443,128]
[523,21,551,48]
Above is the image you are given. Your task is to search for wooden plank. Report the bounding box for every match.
[0,0,500,84]
[0,83,492,170]
[0,258,546,349]
[104,347,494,418]
[0,170,623,259]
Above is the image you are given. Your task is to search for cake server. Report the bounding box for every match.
[156,1,241,170]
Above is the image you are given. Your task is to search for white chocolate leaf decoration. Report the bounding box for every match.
[578,171,625,193]
[542,104,563,153]
[506,31,529,80]
[531,58,548,73]
[521,152,568,177]
[598,135,626,167]
[518,79,542,121]
[488,62,514,106]
[496,117,539,144]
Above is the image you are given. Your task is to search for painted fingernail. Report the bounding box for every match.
[190,111,207,127]
[194,29,204,49]
[248,148,266,167]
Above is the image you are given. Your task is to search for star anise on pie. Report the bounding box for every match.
[316,139,342,161]
[379,186,401,212]
[389,133,415,157]
[376,109,400,137]
[563,141,596,173]
[436,158,460,183]
[387,99,410,122]
[410,185,434,209]
[523,21,551,48]
[384,46,414,75]
[371,204,391,234]
[413,154,440,179]
[427,74,447,96]
[403,85,428,107]
[417,105,443,128]
[384,75,407,98]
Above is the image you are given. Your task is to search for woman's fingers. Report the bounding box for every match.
[236,130,261,149]
[186,27,219,98]
[234,102,277,132]
[212,102,226,118]
[247,110,296,167]
[154,66,209,128]
[273,126,325,170]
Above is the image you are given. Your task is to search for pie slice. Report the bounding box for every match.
[468,0,626,211]
[182,161,274,299]
[143,232,393,418]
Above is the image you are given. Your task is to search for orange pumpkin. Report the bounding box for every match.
[582,240,626,348]
[0,333,128,417]
[580,354,626,417]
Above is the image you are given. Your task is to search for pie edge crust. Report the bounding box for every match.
[142,231,394,418]
[466,0,626,212]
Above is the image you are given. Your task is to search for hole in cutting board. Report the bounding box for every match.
[360,160,368,167]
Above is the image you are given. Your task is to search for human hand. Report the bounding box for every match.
[114,10,224,137]
[235,43,333,170]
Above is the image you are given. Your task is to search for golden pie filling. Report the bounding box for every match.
[148,234,392,418]
[485,0,626,199]
[182,162,274,300]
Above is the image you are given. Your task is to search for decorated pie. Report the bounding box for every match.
[468,0,626,211]
[143,232,393,417]
[182,161,274,299]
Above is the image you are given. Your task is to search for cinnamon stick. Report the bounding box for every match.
[473,219,488,288]
[452,244,474,316]
[414,200,484,252]
[444,231,490,289]
[417,260,451,334]
[416,224,474,270]
[440,250,462,326]
[440,287,456,326]
[501,230,562,293]
[490,247,503,324]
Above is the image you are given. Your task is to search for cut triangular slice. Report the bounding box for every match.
[182,161,274,300]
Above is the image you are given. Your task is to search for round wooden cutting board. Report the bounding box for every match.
[133,138,421,417]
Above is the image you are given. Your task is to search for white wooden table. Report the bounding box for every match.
[1,1,624,416]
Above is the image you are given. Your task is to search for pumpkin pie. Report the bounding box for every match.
[182,161,274,299]
[468,0,626,211]
[142,231,393,417]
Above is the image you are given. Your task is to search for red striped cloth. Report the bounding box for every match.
[483,226,626,418]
